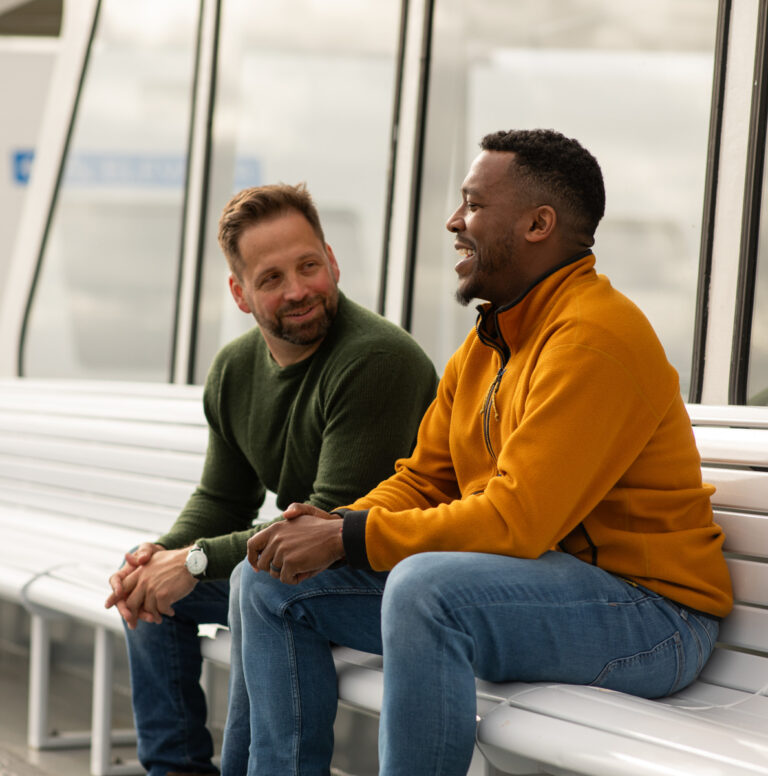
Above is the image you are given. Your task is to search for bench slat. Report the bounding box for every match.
[688,403,768,428]
[704,465,768,514]
[0,412,207,451]
[23,574,129,633]
[695,425,768,466]
[0,377,203,400]
[0,456,195,509]
[0,511,149,556]
[0,479,178,532]
[714,509,768,558]
[727,557,768,606]
[698,648,768,694]
[718,604,768,655]
[0,393,204,425]
[0,435,204,481]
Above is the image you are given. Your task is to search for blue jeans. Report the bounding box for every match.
[222,551,719,776]
[123,579,230,776]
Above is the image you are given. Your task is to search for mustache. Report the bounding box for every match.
[277,296,325,317]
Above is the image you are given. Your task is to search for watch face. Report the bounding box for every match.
[186,548,207,575]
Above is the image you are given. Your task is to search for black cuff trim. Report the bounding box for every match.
[341,510,371,569]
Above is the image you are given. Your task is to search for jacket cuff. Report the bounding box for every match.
[341,510,372,570]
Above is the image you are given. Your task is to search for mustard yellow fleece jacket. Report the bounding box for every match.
[341,254,733,618]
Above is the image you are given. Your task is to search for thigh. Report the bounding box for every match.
[171,578,231,626]
[239,563,389,655]
[384,551,701,698]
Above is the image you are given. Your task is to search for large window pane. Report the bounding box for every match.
[411,0,717,396]
[23,1,198,380]
[193,0,401,383]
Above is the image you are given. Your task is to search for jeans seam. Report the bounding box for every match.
[283,617,303,776]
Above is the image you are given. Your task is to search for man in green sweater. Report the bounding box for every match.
[104,183,437,776]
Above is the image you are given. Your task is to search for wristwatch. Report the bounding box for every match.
[185,544,208,579]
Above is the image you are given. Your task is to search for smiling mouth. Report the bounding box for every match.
[281,302,319,322]
[454,245,476,276]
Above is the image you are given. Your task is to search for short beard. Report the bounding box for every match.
[455,287,474,307]
[267,293,338,345]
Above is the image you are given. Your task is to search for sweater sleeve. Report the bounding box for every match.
[345,342,677,571]
[155,362,268,579]
[343,349,462,513]
[309,344,438,513]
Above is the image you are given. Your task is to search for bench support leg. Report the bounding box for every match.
[27,613,90,750]
[90,627,142,776]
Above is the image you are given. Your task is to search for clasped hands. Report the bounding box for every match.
[105,504,343,627]
[104,543,197,629]
[247,503,344,585]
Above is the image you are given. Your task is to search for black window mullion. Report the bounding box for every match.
[17,0,103,376]
[401,0,435,332]
[689,0,731,404]
[729,0,768,404]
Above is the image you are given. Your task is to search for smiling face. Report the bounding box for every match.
[229,209,341,365]
[446,150,541,308]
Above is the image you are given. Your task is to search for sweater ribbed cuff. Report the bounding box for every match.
[340,510,371,570]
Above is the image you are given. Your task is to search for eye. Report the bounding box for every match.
[300,259,320,273]
[258,273,281,289]
[466,201,479,212]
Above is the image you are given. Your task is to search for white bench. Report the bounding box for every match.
[475,404,768,776]
[1,378,767,776]
[0,378,209,775]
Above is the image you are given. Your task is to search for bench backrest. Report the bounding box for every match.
[0,378,207,536]
[688,404,768,697]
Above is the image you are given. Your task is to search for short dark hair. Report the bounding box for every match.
[480,129,605,241]
[218,183,326,277]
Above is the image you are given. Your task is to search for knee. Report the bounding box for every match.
[237,561,292,621]
[228,560,246,623]
[230,559,246,595]
[382,553,453,627]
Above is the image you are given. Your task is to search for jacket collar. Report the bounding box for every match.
[475,251,595,355]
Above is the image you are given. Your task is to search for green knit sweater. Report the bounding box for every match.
[155,293,438,578]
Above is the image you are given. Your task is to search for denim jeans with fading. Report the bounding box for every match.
[123,579,229,776]
[221,550,719,776]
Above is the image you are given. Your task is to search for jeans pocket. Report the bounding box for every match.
[590,631,684,698]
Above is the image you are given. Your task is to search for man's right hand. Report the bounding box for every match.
[105,542,162,621]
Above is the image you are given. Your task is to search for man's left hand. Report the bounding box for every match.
[247,505,344,584]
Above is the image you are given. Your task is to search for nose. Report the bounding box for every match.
[446,207,464,233]
[283,272,309,301]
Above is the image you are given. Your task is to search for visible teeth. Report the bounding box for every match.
[458,247,475,259]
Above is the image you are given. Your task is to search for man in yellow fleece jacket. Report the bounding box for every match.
[225,129,733,776]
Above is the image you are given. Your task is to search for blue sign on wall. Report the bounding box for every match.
[12,149,35,185]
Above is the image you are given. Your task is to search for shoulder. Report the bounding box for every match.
[202,326,267,409]
[207,326,266,378]
[323,294,435,370]
[542,274,679,403]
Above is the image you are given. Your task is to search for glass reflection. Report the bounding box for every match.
[193,0,401,383]
[411,0,717,396]
[23,0,198,380]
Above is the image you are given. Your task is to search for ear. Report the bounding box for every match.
[524,205,557,243]
[228,274,252,314]
[325,243,341,283]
